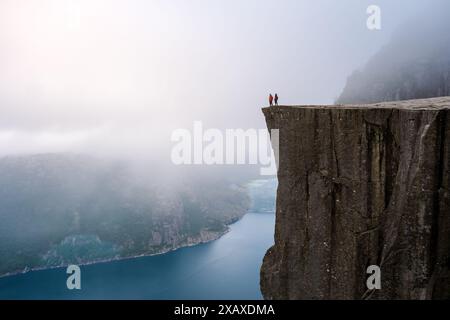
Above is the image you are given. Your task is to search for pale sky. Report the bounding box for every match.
[0,0,442,157]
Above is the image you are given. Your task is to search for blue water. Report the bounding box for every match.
[0,212,275,300]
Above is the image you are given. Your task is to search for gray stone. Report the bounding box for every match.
[260,97,450,300]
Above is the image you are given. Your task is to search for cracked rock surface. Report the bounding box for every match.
[260,97,450,300]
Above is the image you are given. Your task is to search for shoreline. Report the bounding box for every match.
[0,178,276,280]
[0,221,235,280]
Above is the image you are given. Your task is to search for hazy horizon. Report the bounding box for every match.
[0,0,447,158]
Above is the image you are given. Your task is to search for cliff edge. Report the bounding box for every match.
[260,97,450,299]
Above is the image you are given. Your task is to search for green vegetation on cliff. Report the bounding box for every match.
[0,154,250,276]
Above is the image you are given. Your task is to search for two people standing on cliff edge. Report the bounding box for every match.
[269,93,279,106]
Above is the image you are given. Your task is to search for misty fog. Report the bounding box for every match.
[1,0,446,163]
[2,0,450,291]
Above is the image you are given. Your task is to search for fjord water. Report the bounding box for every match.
[0,181,275,300]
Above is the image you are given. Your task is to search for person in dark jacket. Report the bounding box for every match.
[274,93,279,105]
[269,94,274,106]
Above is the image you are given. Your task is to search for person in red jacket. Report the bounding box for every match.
[274,93,279,105]
[269,94,274,106]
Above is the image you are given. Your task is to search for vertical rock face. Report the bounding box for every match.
[260,97,450,300]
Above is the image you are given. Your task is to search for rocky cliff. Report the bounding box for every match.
[0,154,250,277]
[260,97,450,299]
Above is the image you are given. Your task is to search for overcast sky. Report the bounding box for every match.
[0,0,443,157]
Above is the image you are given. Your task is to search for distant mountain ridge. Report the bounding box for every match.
[338,15,450,104]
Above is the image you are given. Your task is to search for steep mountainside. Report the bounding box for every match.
[261,97,450,299]
[0,154,250,276]
[338,18,450,104]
